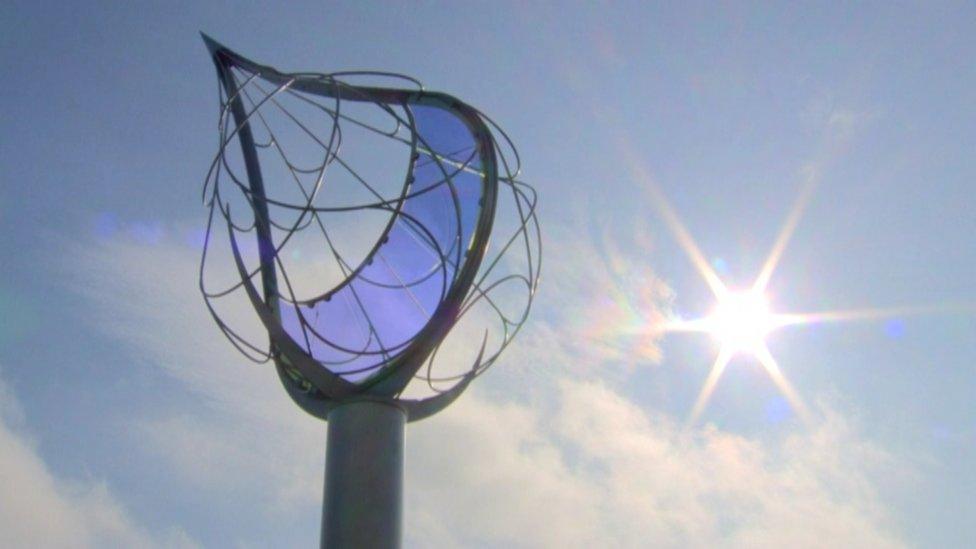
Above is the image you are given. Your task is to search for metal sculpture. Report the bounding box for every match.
[199,34,539,547]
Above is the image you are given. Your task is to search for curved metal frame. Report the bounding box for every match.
[201,35,540,421]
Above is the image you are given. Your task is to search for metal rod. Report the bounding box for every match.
[322,400,406,549]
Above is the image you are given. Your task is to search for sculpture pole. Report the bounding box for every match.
[322,400,406,549]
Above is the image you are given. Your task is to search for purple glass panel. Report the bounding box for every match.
[278,102,485,378]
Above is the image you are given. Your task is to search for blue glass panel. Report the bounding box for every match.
[277,101,485,379]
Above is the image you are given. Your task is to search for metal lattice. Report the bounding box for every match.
[200,36,540,420]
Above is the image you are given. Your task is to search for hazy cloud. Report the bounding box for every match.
[0,370,198,549]
[401,379,905,548]
[70,228,908,547]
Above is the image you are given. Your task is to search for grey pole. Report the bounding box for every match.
[322,400,406,549]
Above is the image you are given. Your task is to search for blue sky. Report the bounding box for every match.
[1,1,975,547]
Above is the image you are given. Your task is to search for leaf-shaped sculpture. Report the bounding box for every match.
[200,35,540,421]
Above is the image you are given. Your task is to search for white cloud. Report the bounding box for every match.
[402,380,905,549]
[0,371,198,549]
[72,228,908,548]
[71,234,327,513]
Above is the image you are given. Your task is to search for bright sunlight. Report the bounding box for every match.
[706,290,775,355]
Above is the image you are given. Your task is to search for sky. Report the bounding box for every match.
[1,1,975,547]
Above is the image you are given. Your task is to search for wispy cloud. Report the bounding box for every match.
[70,225,908,547]
[403,379,905,548]
[0,369,198,549]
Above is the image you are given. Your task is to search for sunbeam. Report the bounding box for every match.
[644,168,822,426]
[777,302,976,327]
[613,120,956,427]
[753,167,819,293]
[687,347,734,427]
[644,182,728,299]
[754,344,810,423]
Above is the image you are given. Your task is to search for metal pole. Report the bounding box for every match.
[322,399,406,549]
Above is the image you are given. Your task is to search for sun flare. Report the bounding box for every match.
[643,171,820,426]
[638,116,967,427]
[706,290,776,355]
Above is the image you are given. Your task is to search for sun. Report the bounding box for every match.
[643,172,822,425]
[665,284,809,426]
[641,147,963,426]
[706,290,776,355]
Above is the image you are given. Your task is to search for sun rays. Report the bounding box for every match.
[643,168,953,427]
[640,171,817,425]
[606,113,974,428]
[670,283,815,426]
